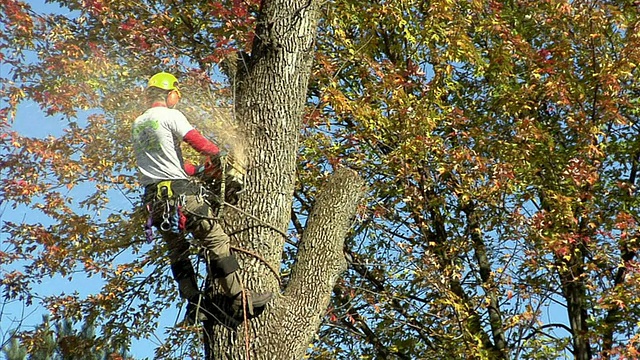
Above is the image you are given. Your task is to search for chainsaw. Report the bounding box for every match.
[197,153,246,208]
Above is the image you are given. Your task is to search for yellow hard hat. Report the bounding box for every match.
[147,72,179,91]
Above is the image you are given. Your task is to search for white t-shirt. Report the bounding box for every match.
[132,107,194,186]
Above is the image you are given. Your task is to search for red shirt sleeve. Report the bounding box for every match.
[183,129,220,156]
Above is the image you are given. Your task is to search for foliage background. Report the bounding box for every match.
[2,0,640,359]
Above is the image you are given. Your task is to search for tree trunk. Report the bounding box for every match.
[202,1,366,359]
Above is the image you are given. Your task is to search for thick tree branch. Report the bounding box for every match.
[412,170,496,354]
[285,168,365,301]
[269,168,364,359]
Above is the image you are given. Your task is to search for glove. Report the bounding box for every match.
[202,155,223,180]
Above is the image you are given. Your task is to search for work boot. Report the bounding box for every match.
[185,294,209,324]
[231,290,273,316]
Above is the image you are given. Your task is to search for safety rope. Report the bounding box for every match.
[213,154,227,218]
[230,245,282,287]
[241,286,251,360]
[181,207,282,286]
[193,279,204,329]
[223,202,290,241]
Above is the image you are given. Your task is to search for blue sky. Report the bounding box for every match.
[0,105,173,359]
[0,1,182,357]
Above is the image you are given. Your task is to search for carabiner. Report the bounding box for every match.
[160,212,172,232]
[160,201,172,231]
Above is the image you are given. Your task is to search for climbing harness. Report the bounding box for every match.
[143,156,284,287]
[143,180,194,245]
[156,180,185,234]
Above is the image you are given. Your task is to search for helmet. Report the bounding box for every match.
[148,72,179,91]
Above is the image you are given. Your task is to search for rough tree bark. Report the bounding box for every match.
[203,1,366,359]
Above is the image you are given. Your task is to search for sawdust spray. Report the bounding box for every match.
[177,83,246,171]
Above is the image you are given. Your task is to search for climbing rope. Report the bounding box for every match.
[241,286,251,360]
[223,202,291,242]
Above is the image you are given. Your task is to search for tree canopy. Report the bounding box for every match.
[2,0,640,359]
[3,316,132,360]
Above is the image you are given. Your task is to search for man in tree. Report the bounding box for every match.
[131,72,272,323]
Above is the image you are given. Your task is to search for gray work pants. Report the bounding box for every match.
[156,191,242,300]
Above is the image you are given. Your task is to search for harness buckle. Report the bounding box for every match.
[156,180,174,199]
